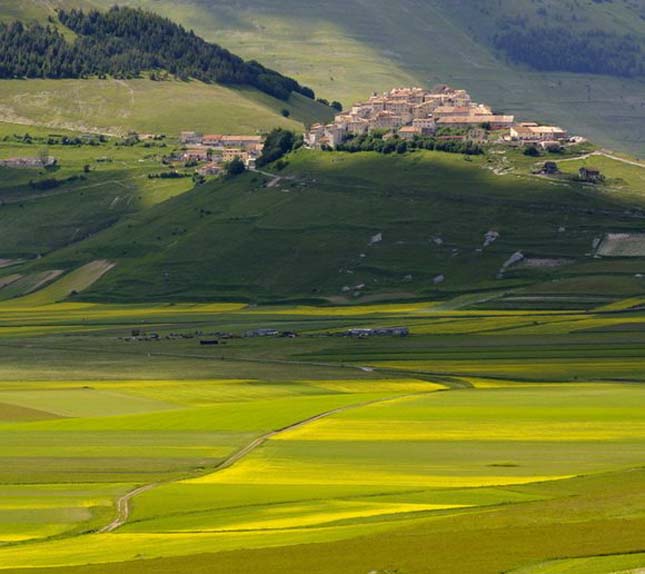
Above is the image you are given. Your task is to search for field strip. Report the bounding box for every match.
[98,389,442,534]
[0,339,435,381]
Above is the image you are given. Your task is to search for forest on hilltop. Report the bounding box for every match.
[0,6,315,101]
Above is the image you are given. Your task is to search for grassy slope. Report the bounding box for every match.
[16,147,642,305]
[60,0,645,156]
[0,79,331,136]
[0,122,196,261]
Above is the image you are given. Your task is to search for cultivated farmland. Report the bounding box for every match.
[0,292,643,573]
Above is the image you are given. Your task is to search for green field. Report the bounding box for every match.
[0,294,643,573]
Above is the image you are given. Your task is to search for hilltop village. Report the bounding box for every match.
[305,85,575,150]
[170,85,579,179]
[0,85,582,181]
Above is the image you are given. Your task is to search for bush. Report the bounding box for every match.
[523,145,541,157]
[226,157,246,176]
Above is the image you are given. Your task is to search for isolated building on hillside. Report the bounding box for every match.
[579,167,604,183]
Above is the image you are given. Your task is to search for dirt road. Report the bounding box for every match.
[97,390,437,533]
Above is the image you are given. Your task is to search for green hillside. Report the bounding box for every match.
[4,138,644,307]
[29,0,639,156]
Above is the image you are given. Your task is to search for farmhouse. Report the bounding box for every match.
[579,167,604,183]
[542,161,559,175]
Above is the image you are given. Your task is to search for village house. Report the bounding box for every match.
[436,115,514,129]
[202,134,223,148]
[398,126,422,140]
[182,148,210,162]
[412,117,437,135]
[433,104,492,119]
[510,124,568,142]
[487,115,516,130]
[220,135,264,149]
[222,148,249,163]
[197,162,221,176]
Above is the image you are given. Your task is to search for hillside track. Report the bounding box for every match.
[97,388,441,534]
[558,151,645,168]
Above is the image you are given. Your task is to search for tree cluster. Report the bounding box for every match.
[0,6,316,101]
[256,128,302,167]
[334,133,484,156]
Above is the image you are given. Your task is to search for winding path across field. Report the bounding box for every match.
[557,150,645,168]
[98,389,439,533]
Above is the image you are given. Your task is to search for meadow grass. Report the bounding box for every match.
[511,553,645,574]
[0,80,330,135]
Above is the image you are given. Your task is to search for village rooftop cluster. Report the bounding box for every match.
[305,85,576,149]
[178,132,265,175]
